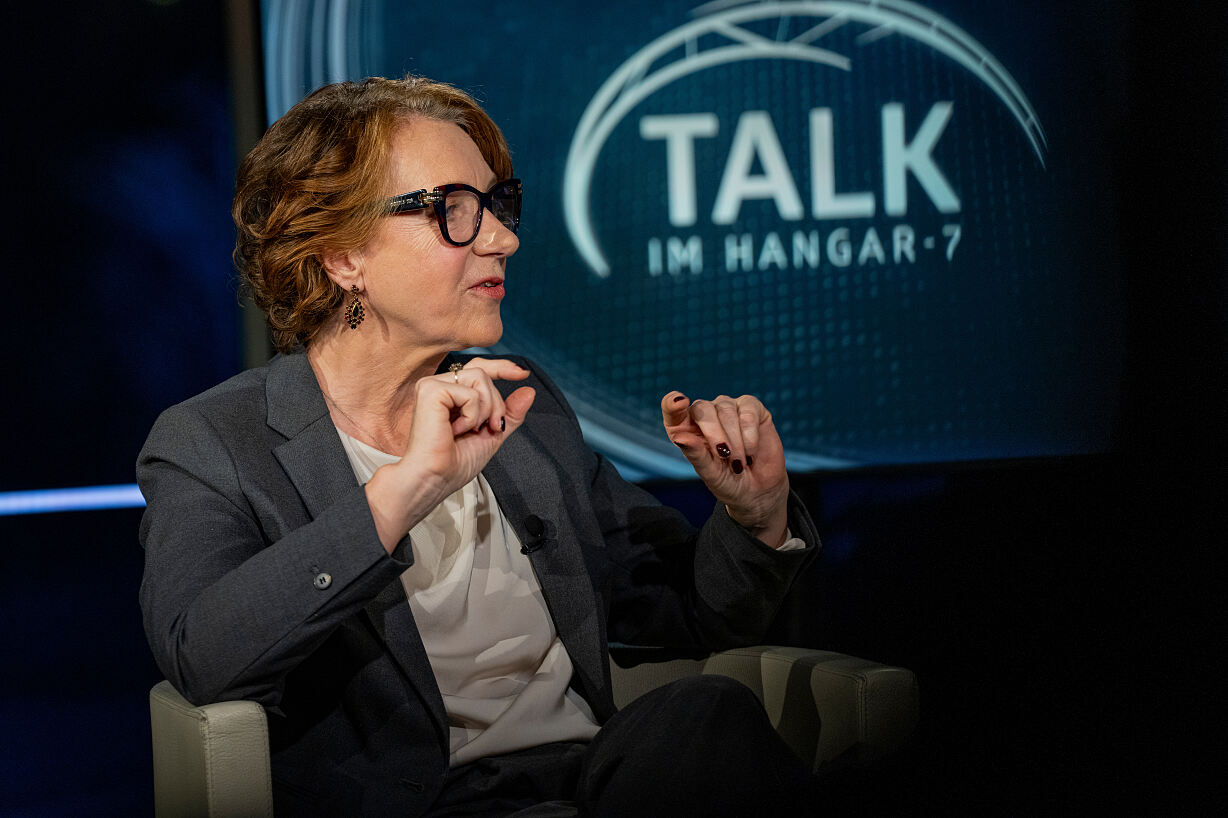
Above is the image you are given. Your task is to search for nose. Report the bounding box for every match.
[473,208,519,257]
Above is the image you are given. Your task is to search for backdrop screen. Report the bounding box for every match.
[261,0,1126,478]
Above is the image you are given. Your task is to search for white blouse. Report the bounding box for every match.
[336,430,600,766]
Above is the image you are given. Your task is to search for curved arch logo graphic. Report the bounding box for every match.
[260,0,1079,475]
[563,0,1046,279]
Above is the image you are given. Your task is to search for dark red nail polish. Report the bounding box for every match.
[732,459,743,474]
[500,417,506,432]
[746,455,754,467]
[716,443,731,458]
[672,395,687,403]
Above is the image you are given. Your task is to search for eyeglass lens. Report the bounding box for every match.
[441,182,519,244]
[443,191,482,244]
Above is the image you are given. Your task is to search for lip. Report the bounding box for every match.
[468,278,505,299]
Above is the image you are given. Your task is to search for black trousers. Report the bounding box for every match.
[426,675,819,817]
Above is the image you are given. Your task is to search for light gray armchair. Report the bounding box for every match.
[150,646,918,817]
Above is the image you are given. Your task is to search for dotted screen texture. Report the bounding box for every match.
[326,0,1124,475]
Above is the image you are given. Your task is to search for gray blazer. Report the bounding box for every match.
[138,350,818,816]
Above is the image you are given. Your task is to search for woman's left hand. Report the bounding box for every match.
[661,392,791,548]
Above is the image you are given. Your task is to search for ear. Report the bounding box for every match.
[320,248,364,292]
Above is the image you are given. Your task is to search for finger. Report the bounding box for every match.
[735,395,767,465]
[711,397,749,474]
[661,390,695,429]
[475,372,508,433]
[677,397,731,474]
[453,360,528,432]
[421,373,486,437]
[667,418,721,471]
[455,357,531,382]
[445,384,484,436]
[455,365,508,433]
[502,386,536,429]
[688,397,741,462]
[413,376,483,438]
[456,386,535,477]
[451,375,488,437]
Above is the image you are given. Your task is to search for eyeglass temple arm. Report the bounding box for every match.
[386,189,443,214]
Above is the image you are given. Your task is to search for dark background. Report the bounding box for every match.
[1,1,1223,814]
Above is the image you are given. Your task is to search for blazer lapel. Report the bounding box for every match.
[363,578,449,751]
[482,422,610,711]
[265,352,356,519]
[263,352,448,747]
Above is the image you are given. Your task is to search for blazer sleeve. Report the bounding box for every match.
[137,403,411,709]
[525,362,820,651]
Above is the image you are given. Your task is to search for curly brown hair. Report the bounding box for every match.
[233,75,514,353]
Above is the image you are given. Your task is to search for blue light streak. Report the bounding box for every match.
[0,484,146,516]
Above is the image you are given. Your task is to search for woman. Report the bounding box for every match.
[139,75,819,816]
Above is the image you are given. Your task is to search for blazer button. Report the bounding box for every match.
[313,572,332,590]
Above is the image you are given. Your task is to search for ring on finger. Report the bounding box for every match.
[449,362,465,383]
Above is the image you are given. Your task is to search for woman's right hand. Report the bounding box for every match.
[364,358,536,552]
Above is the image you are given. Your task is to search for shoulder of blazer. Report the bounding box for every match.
[144,362,271,450]
[143,351,331,466]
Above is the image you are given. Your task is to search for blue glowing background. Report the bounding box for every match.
[260,0,1126,478]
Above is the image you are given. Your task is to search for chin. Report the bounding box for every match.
[466,319,503,350]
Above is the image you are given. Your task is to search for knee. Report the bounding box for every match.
[583,675,810,816]
[663,673,761,709]
[650,674,766,730]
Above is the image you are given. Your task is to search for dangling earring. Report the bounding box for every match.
[344,285,365,329]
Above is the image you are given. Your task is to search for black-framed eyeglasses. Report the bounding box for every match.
[385,178,522,247]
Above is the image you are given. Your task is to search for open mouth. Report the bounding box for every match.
[470,278,505,297]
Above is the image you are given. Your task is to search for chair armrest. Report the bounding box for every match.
[609,648,710,709]
[149,681,274,818]
[610,646,918,773]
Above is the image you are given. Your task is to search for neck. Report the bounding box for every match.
[306,314,450,455]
